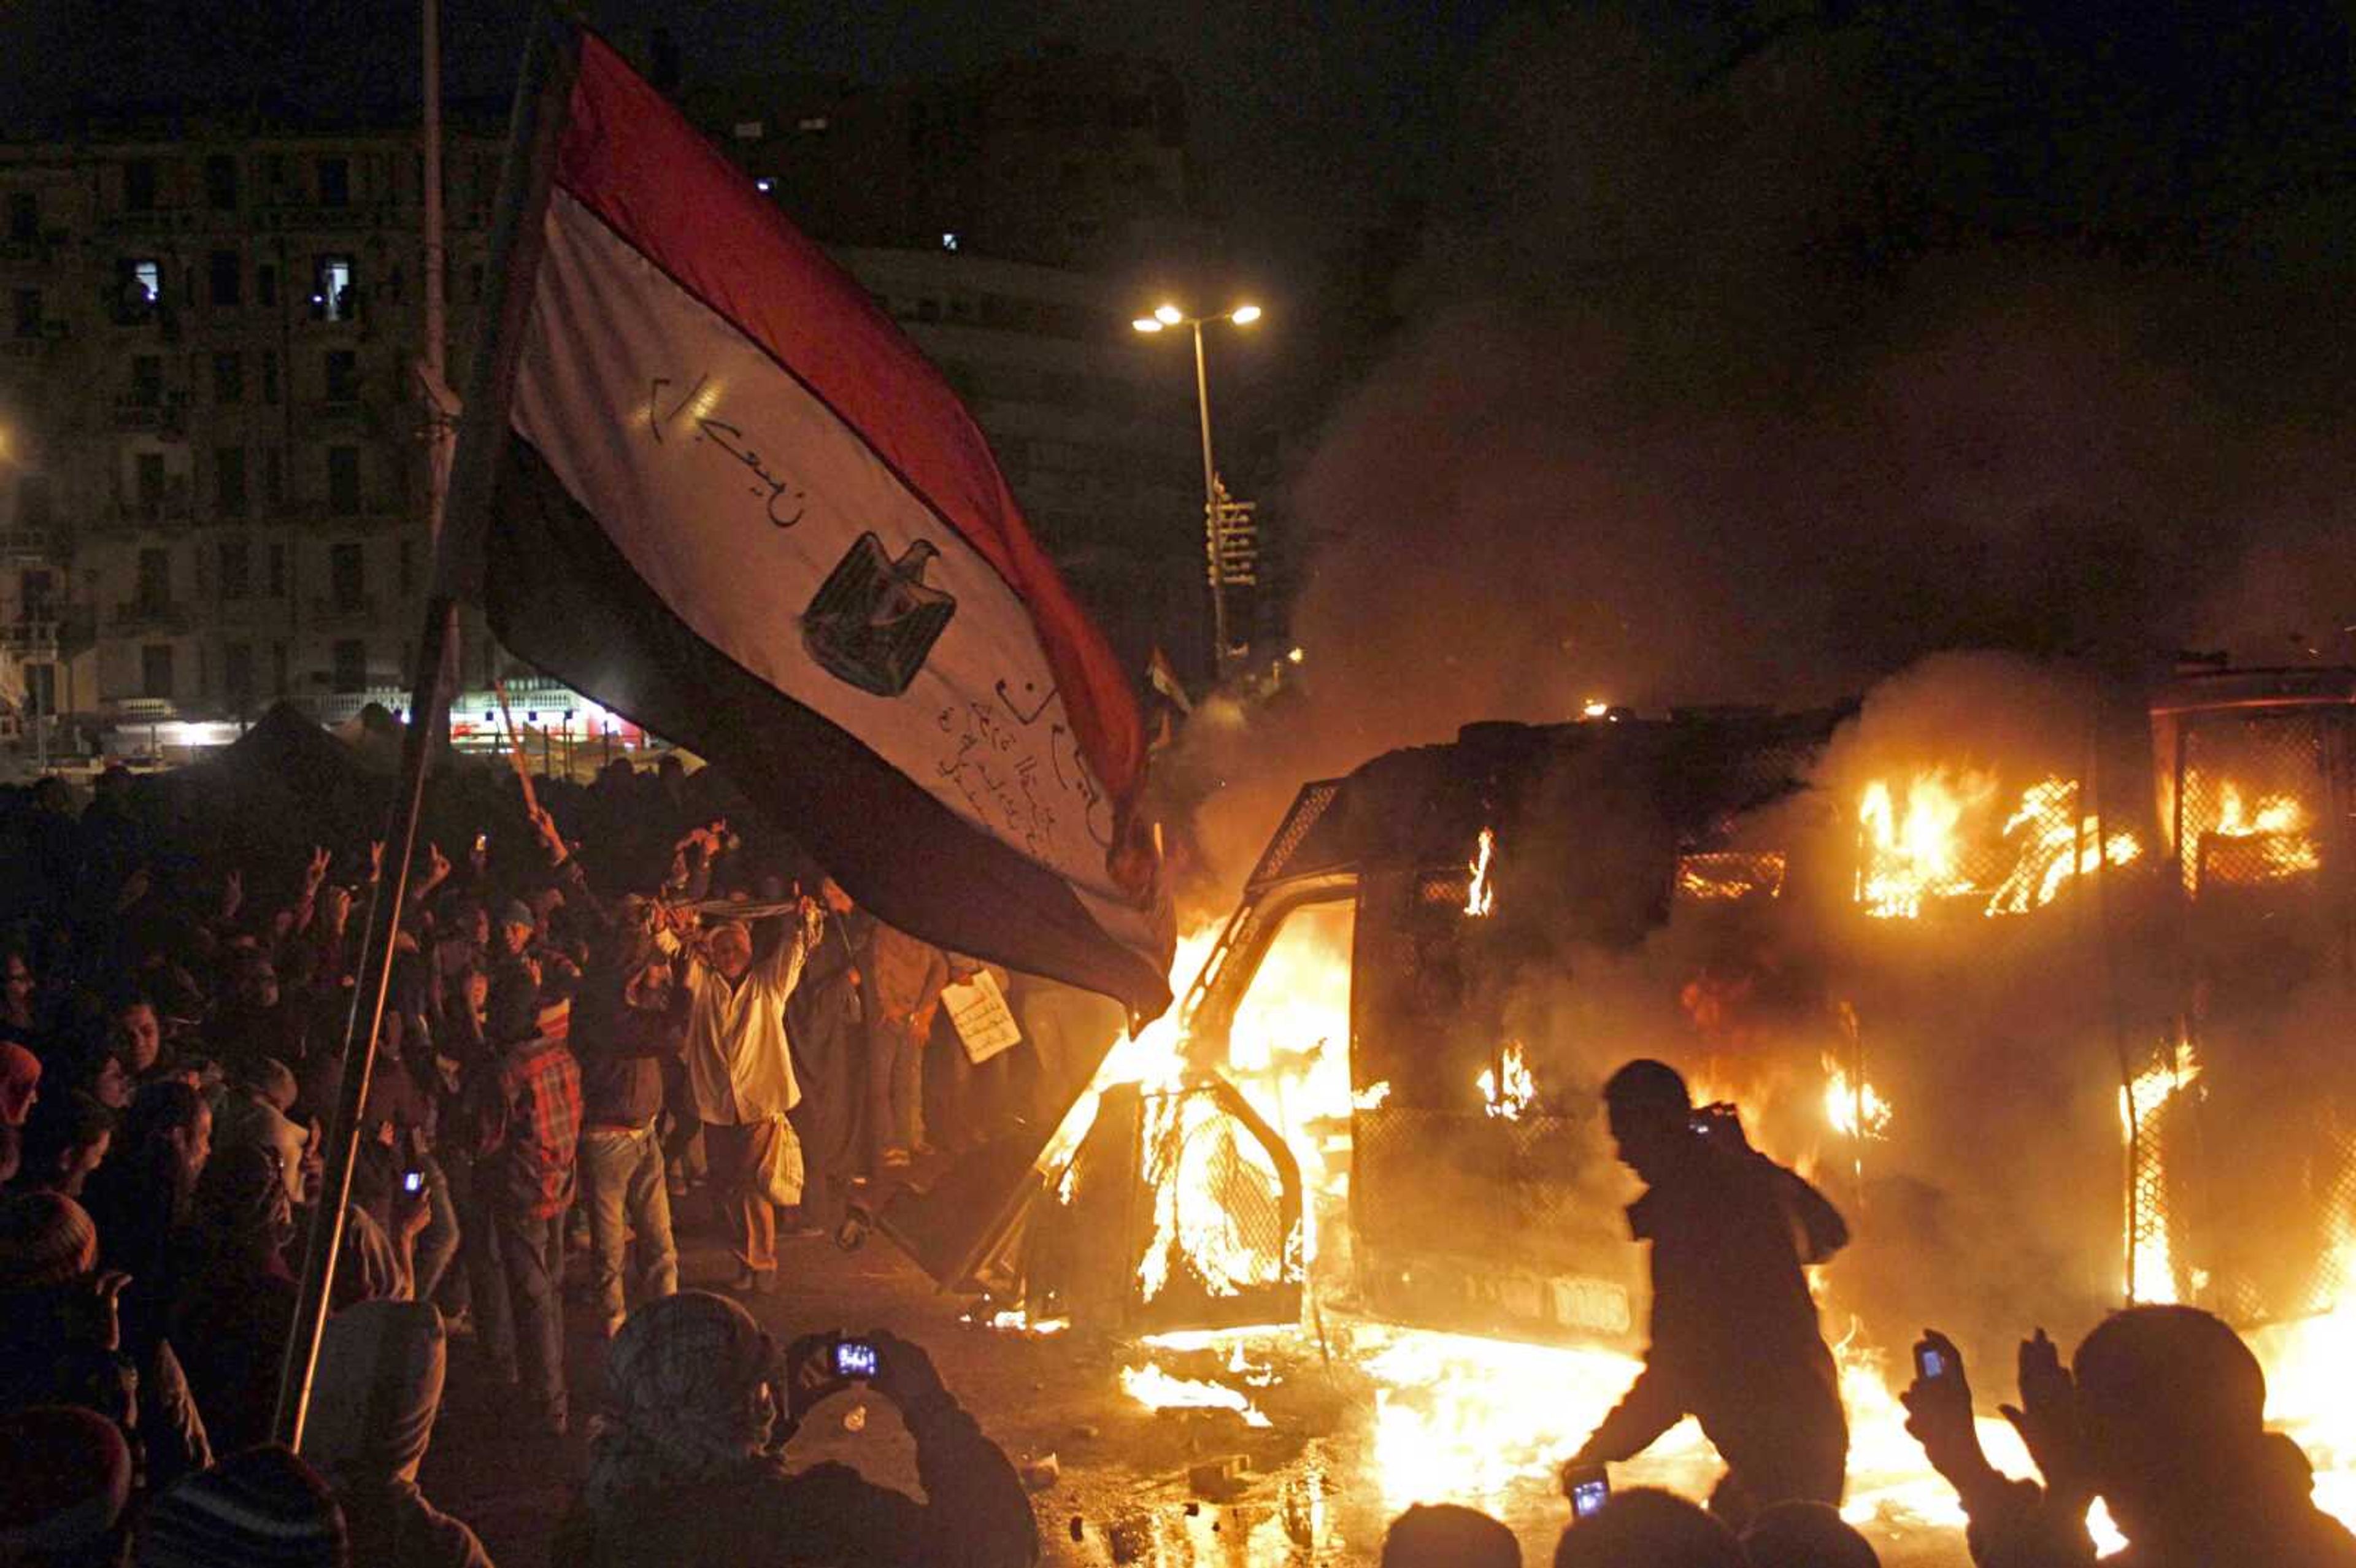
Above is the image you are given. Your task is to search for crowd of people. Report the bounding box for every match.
[2,759,2352,1567]
[0,758,1049,1566]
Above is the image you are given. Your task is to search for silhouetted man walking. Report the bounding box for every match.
[1562,1059,1850,1529]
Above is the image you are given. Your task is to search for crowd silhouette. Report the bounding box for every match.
[2,759,2352,1566]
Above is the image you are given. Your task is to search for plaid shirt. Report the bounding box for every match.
[498,1037,582,1218]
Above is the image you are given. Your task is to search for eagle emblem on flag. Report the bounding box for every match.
[801,532,958,697]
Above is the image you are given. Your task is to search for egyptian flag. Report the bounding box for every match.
[456,24,1174,1017]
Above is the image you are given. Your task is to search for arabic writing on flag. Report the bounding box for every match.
[473,27,1174,1017]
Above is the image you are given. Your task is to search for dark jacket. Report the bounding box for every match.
[576,972,683,1129]
[1586,1143,1849,1497]
[552,1394,1039,1568]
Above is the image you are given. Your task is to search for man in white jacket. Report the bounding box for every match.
[678,904,815,1294]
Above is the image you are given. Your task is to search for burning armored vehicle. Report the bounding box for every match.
[881,661,2356,1374]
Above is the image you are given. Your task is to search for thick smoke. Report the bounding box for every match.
[1178,3,2356,903]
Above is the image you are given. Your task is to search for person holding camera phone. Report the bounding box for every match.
[1558,1059,1852,1532]
[555,1291,1038,1567]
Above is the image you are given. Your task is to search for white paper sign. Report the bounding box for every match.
[941,970,1023,1064]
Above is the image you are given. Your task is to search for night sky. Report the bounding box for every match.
[6,1,2354,730]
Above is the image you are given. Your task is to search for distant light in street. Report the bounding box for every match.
[1287,646,1306,664]
[1582,699,1609,718]
[1230,304,1263,325]
[1132,317,1165,334]
[1154,303,1183,326]
[755,177,774,192]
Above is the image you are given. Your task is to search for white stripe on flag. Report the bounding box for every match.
[512,189,1154,955]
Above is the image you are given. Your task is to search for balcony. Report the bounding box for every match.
[0,620,59,658]
[215,597,292,628]
[309,593,379,628]
[110,390,190,436]
[110,600,190,634]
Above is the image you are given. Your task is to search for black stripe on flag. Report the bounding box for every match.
[485,435,1174,1018]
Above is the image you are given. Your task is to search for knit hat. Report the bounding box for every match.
[499,899,536,932]
[0,1191,99,1291]
[306,1301,446,1486]
[0,1405,134,1554]
[136,1443,347,1568]
[0,1040,40,1124]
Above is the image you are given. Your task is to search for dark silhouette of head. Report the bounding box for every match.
[1382,1503,1519,1568]
[1602,1059,1693,1185]
[1555,1488,1745,1568]
[2073,1305,2271,1542]
[1742,1500,1881,1568]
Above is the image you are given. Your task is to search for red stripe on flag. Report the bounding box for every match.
[552,32,1149,851]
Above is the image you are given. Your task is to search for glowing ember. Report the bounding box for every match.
[1477,1042,1536,1121]
[976,1307,1069,1335]
[1465,828,1497,917]
[1120,1361,1273,1428]
[1675,850,1787,903]
[1823,1055,1893,1140]
[2119,1041,2201,1304]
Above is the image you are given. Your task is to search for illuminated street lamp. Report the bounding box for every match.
[1132,302,1263,678]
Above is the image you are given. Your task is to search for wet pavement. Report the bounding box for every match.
[419,1203,1973,1566]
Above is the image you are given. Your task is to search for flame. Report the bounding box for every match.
[1985,777,2142,916]
[2186,778,2321,891]
[1465,828,1497,917]
[1477,1042,1537,1121]
[1823,1054,1893,1140]
[2119,1042,2201,1304]
[1858,769,1998,918]
[1676,850,1787,903]
[1353,1080,1393,1110]
[1137,1088,1290,1303]
[1859,771,2139,919]
[1120,1361,1273,1428]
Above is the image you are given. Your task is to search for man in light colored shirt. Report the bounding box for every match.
[679,904,814,1294]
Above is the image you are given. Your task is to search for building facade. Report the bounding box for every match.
[0,50,1239,756]
[0,109,502,739]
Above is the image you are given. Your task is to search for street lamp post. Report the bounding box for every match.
[1134,301,1262,681]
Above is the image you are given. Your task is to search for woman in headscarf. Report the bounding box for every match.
[304,1301,493,1568]
[554,1291,1037,1568]
[169,1142,299,1455]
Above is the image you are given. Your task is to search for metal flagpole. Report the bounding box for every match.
[272,6,576,1449]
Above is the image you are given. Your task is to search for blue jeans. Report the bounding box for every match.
[579,1122,677,1329]
[488,1196,568,1427]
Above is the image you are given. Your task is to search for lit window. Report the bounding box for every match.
[941,231,960,252]
[798,115,829,133]
[733,121,764,140]
[314,256,355,321]
[132,259,162,304]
